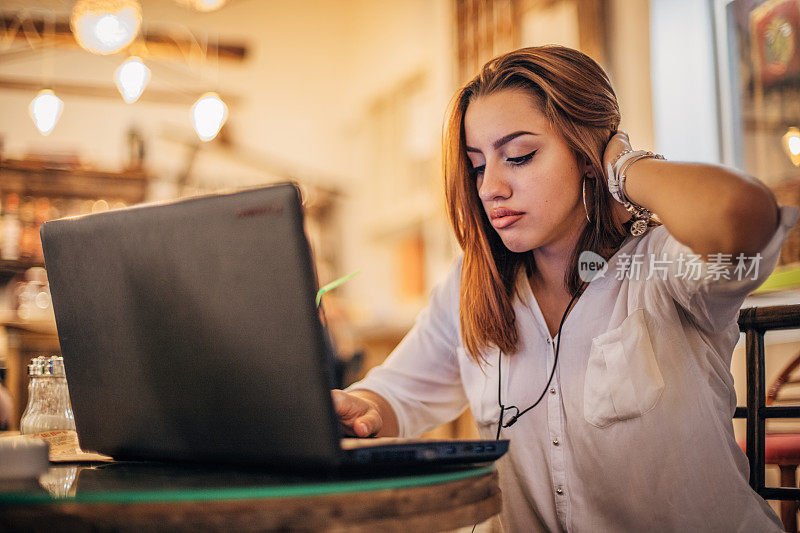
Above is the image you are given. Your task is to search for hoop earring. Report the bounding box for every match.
[582,175,591,223]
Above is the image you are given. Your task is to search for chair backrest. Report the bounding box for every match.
[764,350,800,435]
[767,350,800,406]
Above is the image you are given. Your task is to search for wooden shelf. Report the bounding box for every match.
[0,259,44,282]
[0,160,149,204]
[0,160,150,281]
[1,318,57,335]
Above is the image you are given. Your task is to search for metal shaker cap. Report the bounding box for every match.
[27,355,66,377]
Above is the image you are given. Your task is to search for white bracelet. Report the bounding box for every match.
[618,152,665,204]
[607,149,650,204]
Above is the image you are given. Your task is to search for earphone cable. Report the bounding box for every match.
[496,280,587,439]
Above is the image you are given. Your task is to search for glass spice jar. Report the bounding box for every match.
[19,356,76,435]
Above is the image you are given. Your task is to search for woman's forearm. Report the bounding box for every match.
[348,389,400,437]
[623,159,780,258]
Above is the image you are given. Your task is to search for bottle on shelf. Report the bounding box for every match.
[0,194,4,259]
[18,195,38,261]
[33,197,51,262]
[64,198,83,218]
[1,193,21,261]
[50,198,64,221]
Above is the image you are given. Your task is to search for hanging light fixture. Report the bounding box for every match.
[29,89,63,136]
[784,127,800,167]
[174,0,227,12]
[115,56,150,103]
[192,92,228,141]
[70,0,142,55]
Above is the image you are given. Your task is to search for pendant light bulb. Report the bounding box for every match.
[71,0,142,55]
[174,0,227,12]
[29,89,64,136]
[197,0,227,11]
[783,127,800,167]
[191,92,228,141]
[115,56,150,103]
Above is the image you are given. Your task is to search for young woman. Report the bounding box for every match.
[332,45,797,531]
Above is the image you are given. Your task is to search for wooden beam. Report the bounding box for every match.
[0,14,248,62]
[0,76,240,106]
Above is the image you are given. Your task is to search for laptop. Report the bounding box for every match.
[40,183,508,470]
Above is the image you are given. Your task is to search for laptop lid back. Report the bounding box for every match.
[40,183,342,468]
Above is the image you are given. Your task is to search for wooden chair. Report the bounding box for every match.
[735,305,800,533]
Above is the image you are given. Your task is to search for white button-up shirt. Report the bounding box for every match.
[348,205,799,532]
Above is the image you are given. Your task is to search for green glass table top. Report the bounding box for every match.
[0,461,496,505]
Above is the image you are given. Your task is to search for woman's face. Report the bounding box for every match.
[464,88,587,254]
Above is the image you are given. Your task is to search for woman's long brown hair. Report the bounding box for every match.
[444,45,642,363]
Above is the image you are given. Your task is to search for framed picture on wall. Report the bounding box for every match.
[750,0,800,91]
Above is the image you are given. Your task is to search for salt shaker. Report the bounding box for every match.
[19,356,76,435]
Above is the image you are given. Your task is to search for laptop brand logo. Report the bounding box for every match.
[236,204,284,218]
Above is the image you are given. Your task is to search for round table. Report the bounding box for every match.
[0,461,501,532]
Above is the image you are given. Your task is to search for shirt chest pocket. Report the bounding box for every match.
[583,308,665,428]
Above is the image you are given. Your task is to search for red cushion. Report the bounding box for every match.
[738,433,800,463]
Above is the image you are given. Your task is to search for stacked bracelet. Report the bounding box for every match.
[606,148,636,203]
[607,149,666,236]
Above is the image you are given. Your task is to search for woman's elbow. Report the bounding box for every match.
[723,181,779,256]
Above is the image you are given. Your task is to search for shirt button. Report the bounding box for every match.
[552,439,559,446]
[549,388,556,394]
[546,338,552,344]
[556,488,564,495]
